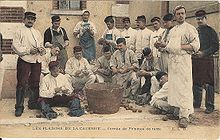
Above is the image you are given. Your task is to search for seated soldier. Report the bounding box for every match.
[93,46,112,83]
[136,47,160,104]
[39,61,84,120]
[110,38,140,100]
[65,46,96,92]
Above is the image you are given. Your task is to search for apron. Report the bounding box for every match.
[50,27,68,71]
[79,29,96,62]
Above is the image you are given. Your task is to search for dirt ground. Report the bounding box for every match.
[0,94,220,139]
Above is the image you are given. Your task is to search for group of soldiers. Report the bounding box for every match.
[1,4,217,128]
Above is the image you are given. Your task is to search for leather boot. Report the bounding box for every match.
[15,87,25,117]
[40,101,57,120]
[28,87,40,110]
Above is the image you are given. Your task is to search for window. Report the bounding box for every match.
[53,0,86,11]
[59,0,80,10]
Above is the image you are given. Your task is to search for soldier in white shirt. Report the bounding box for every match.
[135,15,153,66]
[121,17,137,52]
[39,61,84,120]
[150,17,165,58]
[98,16,121,52]
[65,46,96,92]
[12,12,46,117]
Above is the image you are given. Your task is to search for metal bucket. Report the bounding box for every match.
[85,83,123,114]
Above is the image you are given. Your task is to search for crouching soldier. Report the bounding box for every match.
[136,47,160,105]
[110,38,140,100]
[39,61,84,120]
[149,72,179,119]
[93,46,112,83]
[65,45,96,92]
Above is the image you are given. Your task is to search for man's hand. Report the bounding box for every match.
[30,48,39,55]
[55,87,62,93]
[154,41,166,49]
[194,51,204,58]
[82,70,89,75]
[62,89,69,94]
[45,43,53,48]
[74,70,82,76]
[111,67,118,75]
[38,47,46,55]
[137,70,151,77]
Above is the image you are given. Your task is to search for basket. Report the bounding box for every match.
[85,83,123,114]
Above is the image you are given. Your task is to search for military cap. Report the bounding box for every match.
[122,17,130,22]
[135,15,146,23]
[151,16,161,22]
[24,11,36,19]
[163,13,174,21]
[116,38,126,45]
[51,15,61,22]
[195,10,206,17]
[73,45,82,53]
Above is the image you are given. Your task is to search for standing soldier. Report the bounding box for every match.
[121,17,137,52]
[154,13,175,73]
[135,15,153,66]
[164,5,200,128]
[150,17,165,61]
[73,10,97,64]
[192,10,219,114]
[44,15,69,72]
[12,12,46,116]
[98,16,121,53]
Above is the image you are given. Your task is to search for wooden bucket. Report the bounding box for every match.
[85,83,123,114]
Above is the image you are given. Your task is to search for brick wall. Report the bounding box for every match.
[0,7,24,54]
[0,7,24,23]
[1,39,14,54]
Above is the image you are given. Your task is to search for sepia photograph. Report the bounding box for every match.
[0,0,219,139]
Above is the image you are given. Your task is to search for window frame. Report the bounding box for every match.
[51,0,86,16]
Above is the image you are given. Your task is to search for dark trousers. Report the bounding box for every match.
[192,57,215,110]
[138,58,144,67]
[38,95,76,107]
[16,58,41,106]
[17,57,41,89]
[193,84,215,110]
[141,76,151,94]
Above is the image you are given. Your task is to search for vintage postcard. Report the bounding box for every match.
[0,0,219,139]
